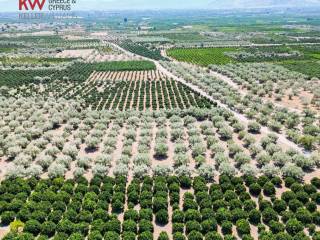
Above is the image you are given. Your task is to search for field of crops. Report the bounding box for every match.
[0,47,15,53]
[93,61,156,72]
[3,174,320,240]
[120,41,166,61]
[0,35,103,49]
[161,61,320,151]
[210,62,320,112]
[0,59,211,111]
[0,61,156,88]
[55,46,141,63]
[167,48,236,66]
[0,93,319,239]
[88,70,167,82]
[17,74,212,111]
[0,57,75,66]
[2,96,317,180]
[280,61,320,79]
[96,78,212,111]
[167,44,320,66]
[164,32,211,42]
[1,10,320,240]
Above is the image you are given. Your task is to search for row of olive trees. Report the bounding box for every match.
[160,61,319,151]
[1,96,319,180]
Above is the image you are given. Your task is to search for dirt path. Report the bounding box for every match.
[130,80,138,109]
[123,80,133,110]
[0,226,10,239]
[109,125,126,177]
[304,169,320,184]
[150,122,157,169]
[0,157,9,180]
[153,205,173,240]
[128,127,140,182]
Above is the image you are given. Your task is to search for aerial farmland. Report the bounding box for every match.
[0,5,319,240]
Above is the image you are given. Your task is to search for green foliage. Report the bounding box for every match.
[248,121,261,134]
[221,221,233,235]
[93,61,156,72]
[249,183,262,196]
[187,230,204,240]
[10,220,25,233]
[120,41,167,60]
[138,231,153,240]
[69,233,85,240]
[123,220,137,234]
[173,232,186,240]
[236,219,251,235]
[155,209,169,225]
[167,47,236,66]
[138,220,153,233]
[286,218,304,235]
[88,230,103,240]
[263,182,276,196]
[139,209,153,221]
[122,232,136,240]
[1,175,320,240]
[24,220,42,235]
[281,60,320,79]
[204,232,223,240]
[1,211,16,225]
[104,231,120,240]
[41,221,56,237]
[158,232,170,240]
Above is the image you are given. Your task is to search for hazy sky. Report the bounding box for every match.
[1,0,320,12]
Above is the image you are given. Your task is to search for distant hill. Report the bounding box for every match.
[208,0,320,9]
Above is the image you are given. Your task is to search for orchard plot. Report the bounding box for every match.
[2,175,320,240]
[0,97,318,181]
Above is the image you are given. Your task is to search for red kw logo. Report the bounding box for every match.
[19,0,46,10]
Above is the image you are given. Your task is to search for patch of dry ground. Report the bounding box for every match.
[56,49,95,59]
[88,70,166,82]
[0,226,10,239]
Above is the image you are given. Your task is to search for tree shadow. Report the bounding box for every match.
[85,147,98,153]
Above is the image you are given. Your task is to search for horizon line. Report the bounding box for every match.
[1,5,320,13]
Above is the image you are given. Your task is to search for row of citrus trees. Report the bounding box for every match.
[2,174,320,240]
[119,41,167,61]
